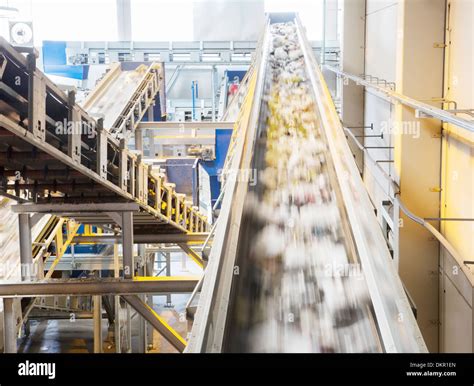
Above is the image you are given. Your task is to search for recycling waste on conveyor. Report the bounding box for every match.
[224,22,381,353]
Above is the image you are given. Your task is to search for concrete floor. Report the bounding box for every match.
[18,294,191,354]
[17,254,200,354]
[147,294,190,354]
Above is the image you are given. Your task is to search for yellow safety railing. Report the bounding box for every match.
[32,217,80,278]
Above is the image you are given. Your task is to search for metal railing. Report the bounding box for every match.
[325,65,474,134]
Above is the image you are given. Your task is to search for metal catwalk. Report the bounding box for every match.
[187,14,427,353]
[0,38,208,234]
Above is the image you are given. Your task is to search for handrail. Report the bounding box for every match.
[343,126,473,285]
[395,195,474,286]
[325,65,474,134]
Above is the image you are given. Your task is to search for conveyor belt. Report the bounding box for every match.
[81,62,165,136]
[187,14,427,353]
[85,64,150,129]
[0,38,208,234]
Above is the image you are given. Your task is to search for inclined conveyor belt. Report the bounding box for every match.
[85,66,149,129]
[186,14,427,353]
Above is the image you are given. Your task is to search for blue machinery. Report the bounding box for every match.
[42,41,89,80]
[191,80,198,121]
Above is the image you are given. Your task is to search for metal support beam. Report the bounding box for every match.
[29,212,45,228]
[12,203,140,214]
[321,0,326,64]
[147,103,156,156]
[122,211,134,279]
[137,245,146,353]
[185,273,204,318]
[178,243,205,268]
[211,65,216,122]
[147,104,154,121]
[340,0,366,136]
[73,233,209,244]
[93,295,102,353]
[135,128,143,152]
[0,277,200,297]
[114,297,122,353]
[126,303,132,353]
[165,253,172,307]
[122,295,187,352]
[102,295,115,325]
[112,243,121,353]
[116,0,132,41]
[145,252,155,349]
[3,298,16,353]
[18,213,33,281]
[138,121,235,130]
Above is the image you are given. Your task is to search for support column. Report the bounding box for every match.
[116,0,132,41]
[165,252,172,307]
[147,105,154,121]
[211,66,216,122]
[122,212,134,279]
[147,105,156,157]
[18,213,33,351]
[126,303,132,353]
[3,298,16,353]
[137,245,147,353]
[18,213,33,281]
[145,251,155,349]
[113,243,122,353]
[114,297,122,353]
[93,295,102,353]
[135,128,143,153]
[120,211,134,352]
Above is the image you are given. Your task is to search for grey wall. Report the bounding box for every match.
[363,0,398,221]
[193,0,265,41]
[438,0,474,353]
